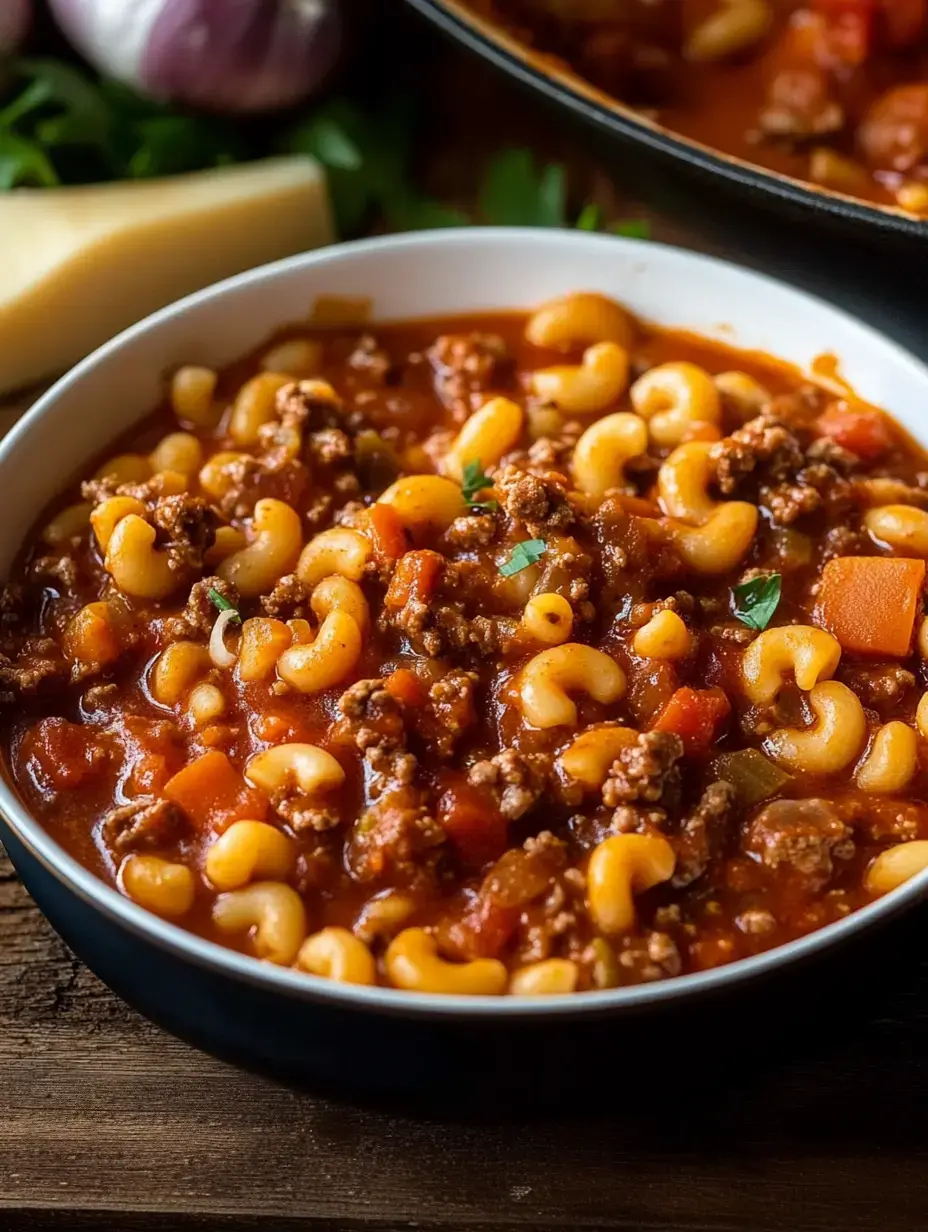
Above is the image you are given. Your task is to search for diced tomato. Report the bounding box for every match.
[365,503,408,563]
[438,779,508,867]
[652,687,731,755]
[24,717,106,790]
[815,403,893,461]
[163,751,268,833]
[384,667,427,708]
[385,550,443,610]
[442,897,520,961]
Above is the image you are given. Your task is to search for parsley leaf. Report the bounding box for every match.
[208,588,241,623]
[610,218,652,240]
[478,149,567,227]
[732,574,782,631]
[0,129,59,189]
[575,202,602,231]
[461,460,499,514]
[499,538,547,577]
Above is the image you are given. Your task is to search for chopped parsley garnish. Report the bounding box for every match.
[732,574,782,632]
[499,538,547,577]
[461,459,499,514]
[208,588,241,623]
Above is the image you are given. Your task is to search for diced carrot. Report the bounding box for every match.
[163,750,268,833]
[815,404,893,460]
[385,667,427,708]
[652,686,731,754]
[817,555,925,656]
[365,503,408,563]
[438,780,508,867]
[385,550,443,610]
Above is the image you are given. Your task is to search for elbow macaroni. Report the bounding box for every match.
[246,742,345,797]
[742,625,842,705]
[631,361,721,446]
[217,498,303,598]
[524,292,633,351]
[296,927,376,985]
[572,412,648,498]
[377,475,465,531]
[587,834,676,935]
[521,593,574,646]
[443,396,523,481]
[685,0,773,61]
[205,820,295,891]
[530,342,630,415]
[765,680,867,774]
[558,724,637,790]
[855,721,918,793]
[864,505,928,556]
[277,611,363,694]
[518,643,626,728]
[633,609,691,660]
[104,514,177,600]
[385,928,507,995]
[297,527,371,588]
[212,881,307,965]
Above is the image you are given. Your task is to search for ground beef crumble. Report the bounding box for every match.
[260,574,310,619]
[101,796,185,855]
[495,464,575,536]
[468,749,551,820]
[602,732,683,807]
[428,333,512,421]
[742,798,854,889]
[163,577,238,641]
[152,495,218,572]
[672,781,737,888]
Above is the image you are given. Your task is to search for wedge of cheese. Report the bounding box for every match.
[2,156,333,395]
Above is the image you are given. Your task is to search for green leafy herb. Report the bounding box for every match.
[0,129,59,189]
[610,218,652,240]
[208,588,241,623]
[575,202,603,231]
[732,574,782,631]
[461,459,499,513]
[499,538,547,577]
[478,148,567,227]
[283,95,467,237]
[0,58,244,189]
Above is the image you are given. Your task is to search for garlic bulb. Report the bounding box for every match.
[49,0,343,114]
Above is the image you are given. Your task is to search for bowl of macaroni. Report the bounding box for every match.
[3,228,928,1096]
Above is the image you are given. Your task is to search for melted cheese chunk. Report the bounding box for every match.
[2,156,333,395]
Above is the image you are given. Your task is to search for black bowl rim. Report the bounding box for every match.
[405,0,928,240]
[3,228,928,1022]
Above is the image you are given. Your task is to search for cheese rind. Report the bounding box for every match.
[2,157,333,395]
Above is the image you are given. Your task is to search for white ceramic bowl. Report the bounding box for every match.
[3,229,928,1060]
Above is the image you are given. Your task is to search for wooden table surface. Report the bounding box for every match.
[4,17,928,1232]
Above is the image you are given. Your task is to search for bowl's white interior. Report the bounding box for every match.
[4,227,928,1015]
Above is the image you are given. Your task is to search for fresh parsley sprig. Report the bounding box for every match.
[208,587,241,623]
[499,538,547,577]
[732,574,782,631]
[461,459,499,513]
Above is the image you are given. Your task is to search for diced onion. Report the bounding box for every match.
[209,608,239,669]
